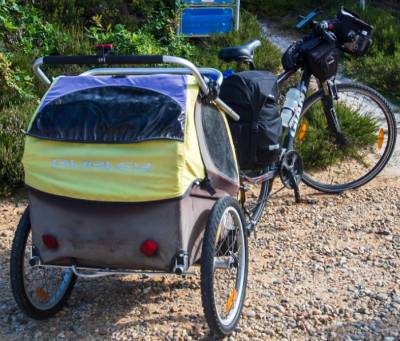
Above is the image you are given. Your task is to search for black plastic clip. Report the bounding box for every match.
[200,178,216,196]
[202,80,220,104]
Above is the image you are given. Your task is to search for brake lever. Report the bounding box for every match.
[317,20,337,45]
[323,30,337,45]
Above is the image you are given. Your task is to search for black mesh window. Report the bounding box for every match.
[201,105,238,180]
[28,86,185,143]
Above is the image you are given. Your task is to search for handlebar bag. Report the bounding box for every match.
[220,71,282,170]
[336,8,373,57]
[305,42,339,82]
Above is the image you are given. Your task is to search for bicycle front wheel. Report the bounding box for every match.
[295,83,397,193]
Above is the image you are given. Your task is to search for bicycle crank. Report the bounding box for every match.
[280,150,303,203]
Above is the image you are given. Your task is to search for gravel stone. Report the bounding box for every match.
[1,177,400,340]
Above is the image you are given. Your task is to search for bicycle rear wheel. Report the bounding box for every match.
[295,83,397,193]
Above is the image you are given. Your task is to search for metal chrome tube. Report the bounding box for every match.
[33,57,51,85]
[214,98,240,121]
[81,67,224,86]
[235,0,241,32]
[162,56,209,95]
[70,265,194,278]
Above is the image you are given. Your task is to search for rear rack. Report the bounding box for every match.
[32,54,239,120]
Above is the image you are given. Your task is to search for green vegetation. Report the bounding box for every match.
[0,101,37,196]
[296,101,378,170]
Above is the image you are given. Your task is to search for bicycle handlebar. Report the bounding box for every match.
[295,8,321,30]
[295,9,338,45]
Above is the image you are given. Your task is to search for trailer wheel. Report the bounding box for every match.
[10,207,76,319]
[201,197,248,337]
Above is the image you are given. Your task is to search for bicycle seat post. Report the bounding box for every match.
[247,59,256,70]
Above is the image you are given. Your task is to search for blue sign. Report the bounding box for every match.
[181,7,233,36]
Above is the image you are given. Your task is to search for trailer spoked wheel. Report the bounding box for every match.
[10,207,76,319]
[201,197,248,338]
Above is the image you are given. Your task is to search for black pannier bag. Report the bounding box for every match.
[305,42,339,82]
[219,71,282,170]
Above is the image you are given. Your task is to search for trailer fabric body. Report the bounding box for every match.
[23,75,205,202]
[23,74,239,270]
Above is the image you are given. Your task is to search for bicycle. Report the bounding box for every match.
[218,7,397,226]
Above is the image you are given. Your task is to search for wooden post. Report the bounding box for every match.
[360,0,366,10]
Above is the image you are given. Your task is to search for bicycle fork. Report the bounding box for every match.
[319,80,347,145]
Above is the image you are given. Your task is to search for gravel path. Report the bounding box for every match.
[1,176,399,340]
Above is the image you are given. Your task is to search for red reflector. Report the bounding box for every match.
[140,240,158,257]
[328,23,335,31]
[42,234,58,250]
[95,43,113,49]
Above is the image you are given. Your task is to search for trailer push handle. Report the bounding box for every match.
[33,55,240,121]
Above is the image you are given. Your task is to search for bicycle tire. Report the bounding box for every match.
[201,197,248,338]
[245,179,272,225]
[297,83,397,193]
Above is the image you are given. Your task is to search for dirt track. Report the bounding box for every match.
[1,175,399,341]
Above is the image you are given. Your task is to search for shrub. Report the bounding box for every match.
[296,101,378,170]
[29,0,175,29]
[241,0,338,20]
[0,100,37,196]
[342,5,400,102]
[86,8,194,57]
[0,52,18,106]
[0,2,68,55]
[0,52,34,107]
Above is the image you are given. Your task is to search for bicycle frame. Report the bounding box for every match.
[243,66,342,186]
[242,68,312,185]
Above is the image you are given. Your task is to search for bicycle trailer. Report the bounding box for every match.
[23,71,241,272]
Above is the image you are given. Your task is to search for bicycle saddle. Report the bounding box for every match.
[218,39,262,63]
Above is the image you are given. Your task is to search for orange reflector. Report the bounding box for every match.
[35,287,49,302]
[225,288,237,314]
[377,128,384,149]
[298,121,308,142]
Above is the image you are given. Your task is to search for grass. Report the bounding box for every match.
[296,101,378,170]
